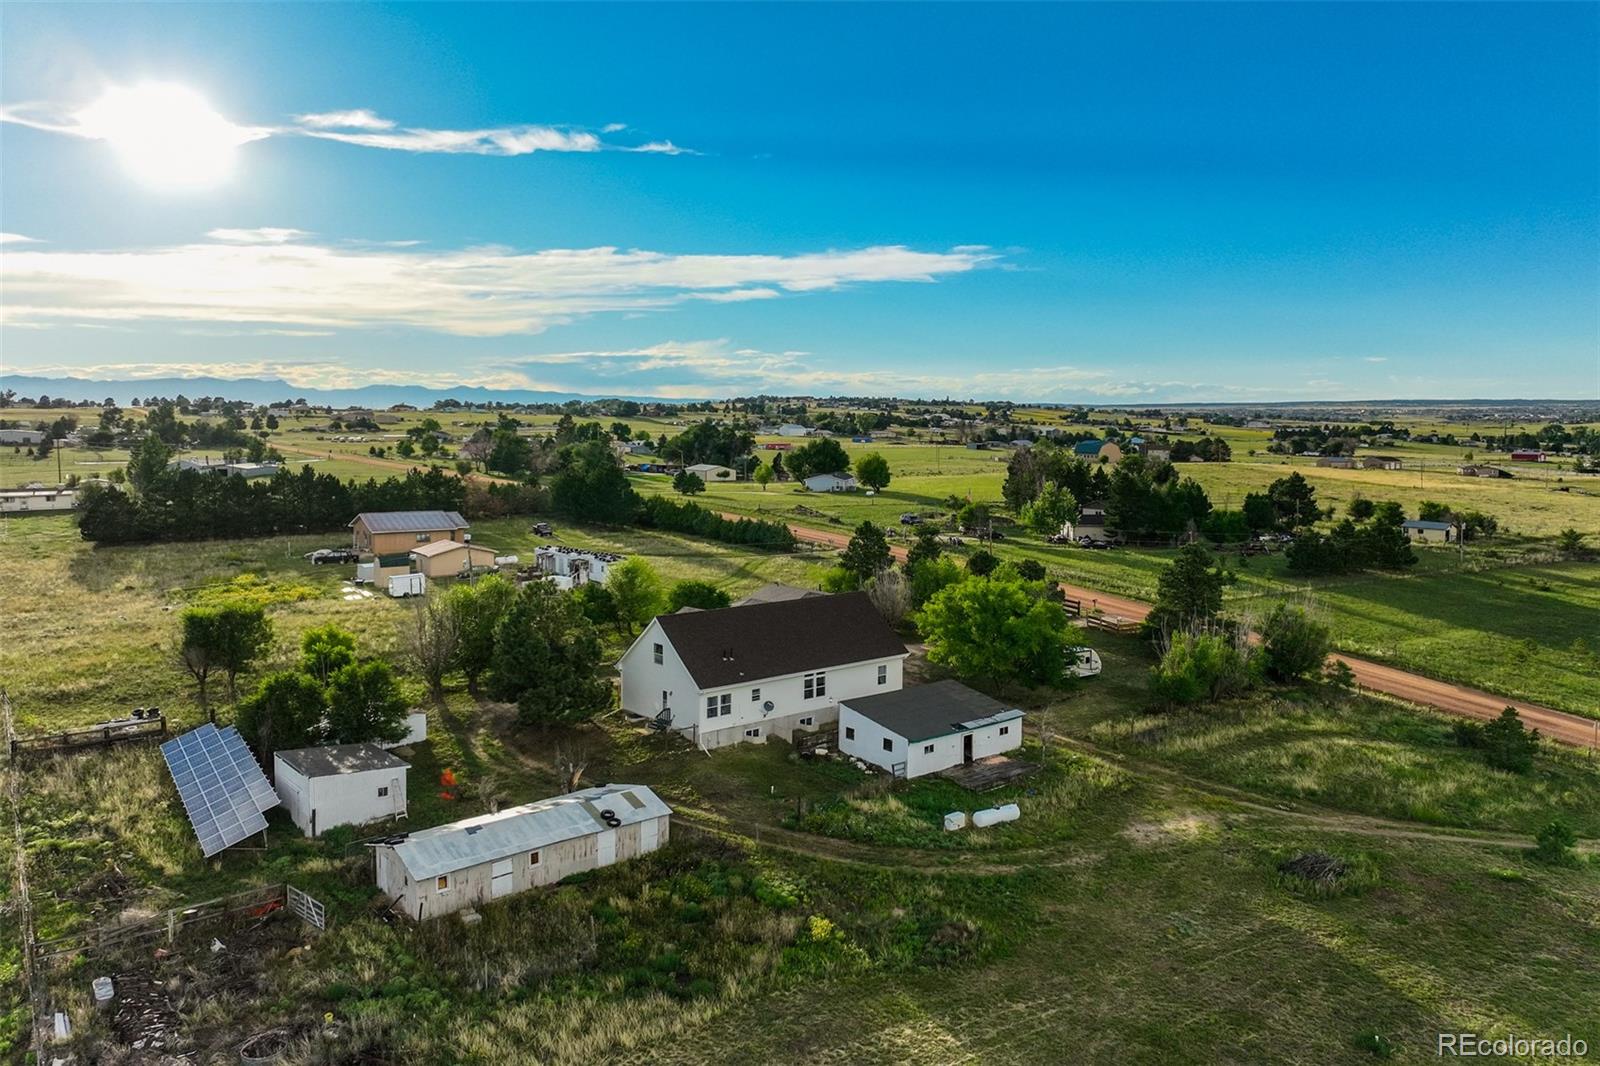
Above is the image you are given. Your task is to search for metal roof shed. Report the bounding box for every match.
[374,783,672,921]
[273,743,409,838]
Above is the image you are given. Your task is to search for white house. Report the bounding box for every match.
[618,592,908,750]
[685,462,737,483]
[0,429,47,446]
[272,743,410,838]
[839,680,1023,779]
[532,545,625,589]
[373,783,672,921]
[776,423,811,437]
[0,489,76,514]
[803,472,857,493]
[1402,519,1455,543]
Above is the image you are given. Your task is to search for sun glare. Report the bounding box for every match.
[75,83,258,189]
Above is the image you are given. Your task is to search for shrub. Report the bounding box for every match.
[1149,630,1259,709]
[666,580,731,612]
[966,549,999,576]
[1531,819,1578,866]
[1259,602,1332,683]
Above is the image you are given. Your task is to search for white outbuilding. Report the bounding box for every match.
[273,743,410,838]
[802,472,857,493]
[685,462,737,483]
[838,680,1023,779]
[373,783,672,921]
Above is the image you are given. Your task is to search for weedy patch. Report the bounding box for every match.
[1275,849,1381,899]
[180,573,324,609]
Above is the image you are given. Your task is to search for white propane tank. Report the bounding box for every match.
[972,803,1021,828]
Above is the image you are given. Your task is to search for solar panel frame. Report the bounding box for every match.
[161,724,279,858]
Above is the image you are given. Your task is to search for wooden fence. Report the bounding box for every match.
[9,712,167,762]
[29,883,319,963]
[1061,596,1141,635]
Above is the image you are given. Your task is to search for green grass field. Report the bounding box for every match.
[2,510,1597,1063]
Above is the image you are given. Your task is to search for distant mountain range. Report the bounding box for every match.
[0,374,695,408]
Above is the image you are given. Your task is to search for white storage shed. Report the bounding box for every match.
[374,783,672,921]
[838,680,1023,779]
[273,743,410,838]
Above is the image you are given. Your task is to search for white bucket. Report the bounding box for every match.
[943,811,967,832]
[92,976,114,1008]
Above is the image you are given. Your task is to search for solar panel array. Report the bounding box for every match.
[161,724,279,857]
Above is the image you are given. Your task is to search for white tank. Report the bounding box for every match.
[972,803,1021,828]
[943,811,967,832]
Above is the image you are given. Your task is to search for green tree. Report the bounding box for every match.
[1020,484,1078,534]
[179,602,272,708]
[443,574,518,695]
[673,470,706,496]
[235,671,326,767]
[550,440,639,523]
[904,524,943,573]
[1557,528,1586,553]
[967,549,999,576]
[1532,819,1578,866]
[787,437,851,481]
[917,573,1068,688]
[1480,707,1539,773]
[126,434,175,494]
[666,580,731,612]
[326,661,409,744]
[853,452,892,491]
[606,557,666,634]
[1266,472,1319,530]
[1347,496,1376,521]
[1146,543,1228,634]
[908,556,963,608]
[300,623,357,685]
[570,581,621,634]
[840,521,892,584]
[490,582,611,725]
[752,462,774,491]
[1149,631,1259,709]
[1258,602,1332,683]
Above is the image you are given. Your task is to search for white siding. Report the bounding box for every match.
[838,707,1022,778]
[274,759,408,837]
[617,619,702,729]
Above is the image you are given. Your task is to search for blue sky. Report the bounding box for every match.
[2,2,1596,401]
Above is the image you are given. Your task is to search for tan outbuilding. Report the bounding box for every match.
[349,510,470,556]
[409,540,498,579]
[374,783,672,921]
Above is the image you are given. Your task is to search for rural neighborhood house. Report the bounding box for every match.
[349,510,471,555]
[618,592,908,749]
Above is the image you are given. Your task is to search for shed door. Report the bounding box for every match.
[490,859,514,898]
[597,829,617,866]
[639,818,659,852]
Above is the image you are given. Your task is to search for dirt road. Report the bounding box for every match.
[772,520,1598,750]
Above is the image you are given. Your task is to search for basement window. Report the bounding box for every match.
[529,851,540,866]
[844,726,855,740]
[377,786,389,798]
[882,738,894,752]
[1000,726,1011,737]
[923,744,935,754]
[744,727,761,738]
[799,717,814,727]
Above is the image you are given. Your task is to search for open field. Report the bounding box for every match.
[2,510,1598,1062]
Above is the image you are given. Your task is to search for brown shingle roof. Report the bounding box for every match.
[655,592,907,689]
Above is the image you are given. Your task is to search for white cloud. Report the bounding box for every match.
[292,109,395,130]
[0,233,40,244]
[0,234,996,336]
[297,122,602,156]
[601,123,627,134]
[628,140,696,156]
[205,227,311,244]
[1363,356,1388,363]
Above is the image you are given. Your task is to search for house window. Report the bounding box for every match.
[436,875,450,891]
[416,533,431,543]
[653,643,663,665]
[923,744,935,754]
[877,664,888,685]
[882,738,894,752]
[706,693,732,718]
[844,726,855,740]
[377,786,389,797]
[799,716,814,727]
[803,671,827,699]
[1000,726,1010,736]
[751,687,761,701]
[529,851,540,865]
[745,727,761,738]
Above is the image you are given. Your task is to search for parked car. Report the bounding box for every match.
[304,548,359,565]
[531,522,553,536]
[899,513,922,525]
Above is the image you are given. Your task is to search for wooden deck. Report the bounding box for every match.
[939,755,1040,792]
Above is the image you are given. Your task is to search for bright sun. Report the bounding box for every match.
[75,83,258,189]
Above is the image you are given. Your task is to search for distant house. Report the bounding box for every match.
[533,545,625,589]
[0,429,46,446]
[617,592,908,750]
[350,511,470,556]
[273,743,409,838]
[1065,499,1113,543]
[1509,450,1548,462]
[1316,456,1357,469]
[1402,519,1455,543]
[1457,465,1512,479]
[839,680,1023,779]
[685,462,737,483]
[1362,456,1403,470]
[374,783,672,921]
[171,457,281,478]
[803,472,857,492]
[1009,439,1034,449]
[410,540,499,579]
[732,583,825,607]
[776,424,811,437]
[1071,439,1123,464]
[0,489,76,514]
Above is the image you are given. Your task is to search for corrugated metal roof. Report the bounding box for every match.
[350,511,469,533]
[410,539,494,558]
[1402,519,1454,531]
[390,783,671,881]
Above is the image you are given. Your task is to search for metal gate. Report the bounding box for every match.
[286,884,326,931]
